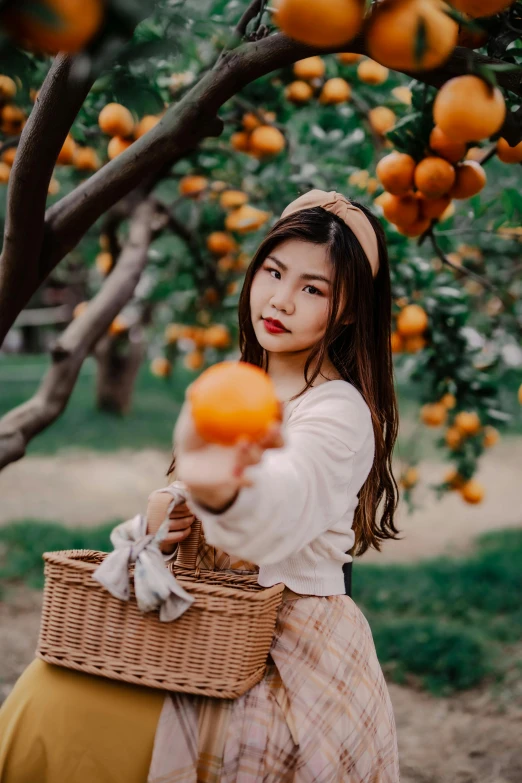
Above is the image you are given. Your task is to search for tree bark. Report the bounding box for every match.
[95,329,145,415]
[0,200,155,469]
[0,54,95,344]
[1,31,521,346]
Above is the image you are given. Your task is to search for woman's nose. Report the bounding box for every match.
[270,290,294,314]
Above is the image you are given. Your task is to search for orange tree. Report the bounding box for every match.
[0,0,521,510]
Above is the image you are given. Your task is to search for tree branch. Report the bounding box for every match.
[1,32,521,345]
[0,54,95,344]
[0,200,156,469]
[428,228,515,311]
[236,0,264,37]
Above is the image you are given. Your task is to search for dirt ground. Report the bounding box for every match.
[1,444,521,781]
[1,439,521,563]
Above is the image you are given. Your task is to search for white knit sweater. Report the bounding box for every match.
[185,379,375,596]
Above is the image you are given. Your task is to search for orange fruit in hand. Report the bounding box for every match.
[429,127,467,164]
[414,156,456,199]
[99,103,134,138]
[433,75,506,143]
[188,361,281,446]
[1,0,103,54]
[293,56,325,80]
[366,0,458,71]
[450,161,486,199]
[274,0,364,48]
[376,151,416,195]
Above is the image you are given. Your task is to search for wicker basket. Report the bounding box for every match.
[35,517,284,698]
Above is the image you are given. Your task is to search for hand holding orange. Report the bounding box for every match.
[173,362,284,506]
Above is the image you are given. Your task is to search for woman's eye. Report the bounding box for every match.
[304,285,322,296]
[265,267,322,296]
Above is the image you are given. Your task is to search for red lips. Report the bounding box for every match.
[264,318,288,331]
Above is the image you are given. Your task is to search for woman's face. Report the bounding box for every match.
[250,238,337,356]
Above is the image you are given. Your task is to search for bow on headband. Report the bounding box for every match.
[281,189,380,277]
[93,483,194,622]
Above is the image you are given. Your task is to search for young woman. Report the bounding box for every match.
[0,189,402,782]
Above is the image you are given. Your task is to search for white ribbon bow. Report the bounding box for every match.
[92,483,195,622]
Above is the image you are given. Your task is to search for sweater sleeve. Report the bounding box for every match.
[184,383,372,567]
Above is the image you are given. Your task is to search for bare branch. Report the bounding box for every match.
[0,200,155,470]
[428,229,515,312]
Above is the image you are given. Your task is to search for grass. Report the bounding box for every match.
[0,355,193,454]
[1,520,520,696]
[355,527,522,695]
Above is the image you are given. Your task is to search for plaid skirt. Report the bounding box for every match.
[148,532,400,783]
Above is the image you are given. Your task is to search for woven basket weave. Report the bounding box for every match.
[36,514,284,698]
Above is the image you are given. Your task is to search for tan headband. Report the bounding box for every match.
[280,189,380,277]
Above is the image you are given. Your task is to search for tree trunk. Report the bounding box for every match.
[95,329,145,415]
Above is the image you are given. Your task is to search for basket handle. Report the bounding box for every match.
[146,489,201,570]
[175,519,202,570]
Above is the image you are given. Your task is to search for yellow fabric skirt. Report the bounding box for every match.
[0,659,164,783]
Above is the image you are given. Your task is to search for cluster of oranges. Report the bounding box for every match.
[230,111,286,158]
[391,303,429,354]
[284,54,389,109]
[375,131,487,238]
[274,0,513,71]
[151,322,233,377]
[419,402,499,503]
[98,103,161,161]
[178,176,269,237]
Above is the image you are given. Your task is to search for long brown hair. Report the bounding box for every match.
[169,203,400,557]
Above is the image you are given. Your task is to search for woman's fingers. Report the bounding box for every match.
[167,514,194,532]
[163,527,193,545]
